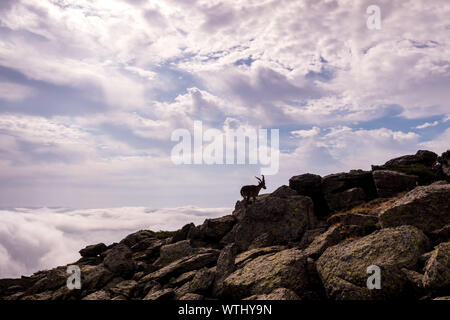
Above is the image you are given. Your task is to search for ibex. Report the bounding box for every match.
[240,175,266,205]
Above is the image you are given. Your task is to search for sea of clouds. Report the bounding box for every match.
[0,206,231,278]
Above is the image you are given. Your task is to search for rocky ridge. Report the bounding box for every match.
[1,149,450,300]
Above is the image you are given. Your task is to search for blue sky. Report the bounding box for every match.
[0,0,449,208]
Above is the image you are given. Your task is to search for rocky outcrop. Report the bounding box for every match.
[79,243,108,258]
[439,151,450,176]
[316,226,430,299]
[422,242,450,292]
[379,184,450,233]
[373,170,418,197]
[2,149,450,301]
[222,249,308,299]
[384,150,438,167]
[372,150,443,185]
[139,249,220,284]
[103,244,136,279]
[289,174,329,216]
[221,188,315,250]
[244,288,300,300]
[153,240,196,267]
[322,170,378,211]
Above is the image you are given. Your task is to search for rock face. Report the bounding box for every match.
[139,249,220,283]
[372,150,443,185]
[2,149,450,301]
[384,150,438,167]
[324,187,366,212]
[79,243,108,258]
[222,249,308,299]
[439,151,450,176]
[198,215,236,242]
[316,226,430,299]
[103,244,136,279]
[221,189,315,250]
[322,170,378,212]
[373,170,418,197]
[153,240,195,267]
[379,184,450,233]
[422,242,450,292]
[245,288,300,300]
[289,174,329,216]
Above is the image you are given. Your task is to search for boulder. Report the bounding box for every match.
[222,248,308,299]
[213,244,239,296]
[103,244,136,278]
[234,246,286,269]
[320,170,378,212]
[176,267,216,297]
[139,249,220,283]
[139,239,164,263]
[143,288,175,300]
[178,293,204,300]
[120,230,155,248]
[430,224,450,244]
[298,227,328,249]
[108,280,137,298]
[379,184,450,233]
[269,185,298,198]
[26,267,67,295]
[324,187,366,212]
[289,174,329,216]
[21,291,54,300]
[422,242,450,292]
[244,288,300,300]
[322,170,377,199]
[171,223,196,243]
[79,243,108,258]
[373,170,418,197]
[289,174,322,195]
[327,212,378,227]
[82,290,110,300]
[169,271,197,287]
[80,264,115,292]
[384,150,438,167]
[316,226,430,300]
[130,238,161,253]
[153,240,196,267]
[303,224,343,259]
[198,215,236,242]
[439,150,450,176]
[372,150,441,185]
[215,244,239,280]
[221,190,315,250]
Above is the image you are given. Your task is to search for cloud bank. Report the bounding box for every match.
[0,206,230,278]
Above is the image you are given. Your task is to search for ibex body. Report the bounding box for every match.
[240,175,266,205]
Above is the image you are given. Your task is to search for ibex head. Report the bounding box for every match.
[255,175,266,190]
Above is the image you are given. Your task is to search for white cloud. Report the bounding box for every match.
[415,121,439,129]
[420,128,450,154]
[0,206,231,278]
[291,127,321,138]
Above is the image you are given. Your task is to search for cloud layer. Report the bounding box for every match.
[0,206,230,278]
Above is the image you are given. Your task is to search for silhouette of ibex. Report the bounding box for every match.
[240,175,266,206]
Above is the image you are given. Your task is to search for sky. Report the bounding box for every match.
[0,0,449,278]
[0,0,449,208]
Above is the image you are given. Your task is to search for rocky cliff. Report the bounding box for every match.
[1,149,450,300]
